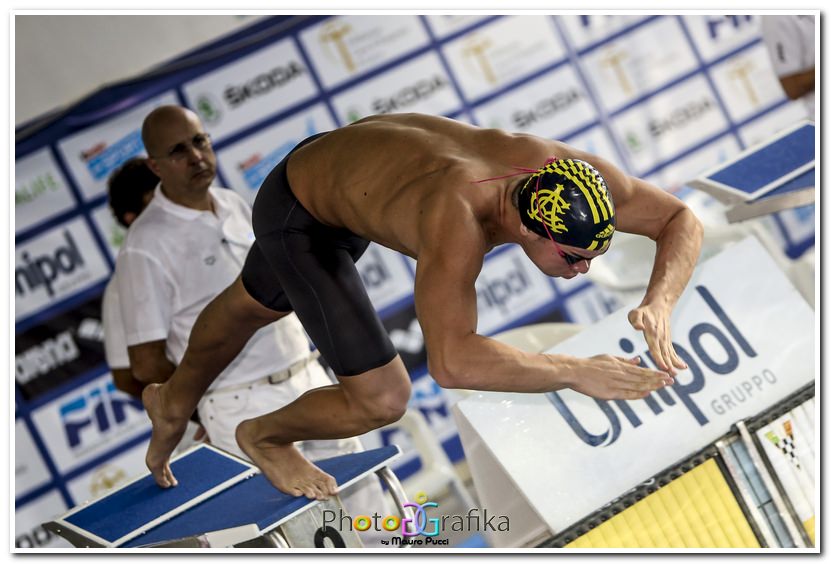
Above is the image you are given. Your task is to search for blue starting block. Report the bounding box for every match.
[44,444,409,548]
[688,120,815,223]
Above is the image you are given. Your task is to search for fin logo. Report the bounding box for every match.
[548,285,760,447]
[59,380,143,450]
[706,15,754,40]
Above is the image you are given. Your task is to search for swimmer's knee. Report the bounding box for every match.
[349,367,410,427]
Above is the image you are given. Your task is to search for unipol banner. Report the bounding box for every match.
[455,236,814,533]
[15,217,111,322]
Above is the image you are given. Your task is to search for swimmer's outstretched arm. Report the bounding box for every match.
[579,150,704,377]
[414,208,672,401]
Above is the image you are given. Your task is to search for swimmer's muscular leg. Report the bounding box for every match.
[143,275,287,488]
[144,274,412,501]
[235,356,411,500]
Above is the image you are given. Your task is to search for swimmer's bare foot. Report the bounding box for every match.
[143,383,189,488]
[236,419,338,501]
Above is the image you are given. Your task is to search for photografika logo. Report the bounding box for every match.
[323,492,509,546]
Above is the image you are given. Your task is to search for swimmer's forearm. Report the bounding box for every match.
[431,334,670,399]
[640,208,702,309]
[429,334,578,393]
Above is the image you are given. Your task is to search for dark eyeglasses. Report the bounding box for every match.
[550,238,591,266]
[152,133,212,162]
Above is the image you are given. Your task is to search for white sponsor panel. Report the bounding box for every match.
[89,201,125,261]
[408,376,461,442]
[611,75,729,176]
[559,283,625,325]
[472,64,594,138]
[215,104,336,206]
[331,52,462,123]
[15,420,52,499]
[775,206,815,250]
[558,14,650,50]
[475,246,557,335]
[423,14,493,38]
[183,39,319,141]
[356,243,414,312]
[443,16,564,102]
[30,373,150,474]
[684,15,760,63]
[455,237,814,533]
[15,149,77,234]
[645,134,741,193]
[57,92,178,201]
[300,15,430,89]
[581,17,699,113]
[15,491,71,548]
[66,437,149,506]
[738,102,812,146]
[709,44,791,123]
[15,217,111,322]
[565,125,620,161]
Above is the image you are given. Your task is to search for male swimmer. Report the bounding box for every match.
[143,113,702,500]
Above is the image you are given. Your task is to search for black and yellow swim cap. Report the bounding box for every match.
[517,158,616,252]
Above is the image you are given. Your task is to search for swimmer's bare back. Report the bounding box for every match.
[285,113,576,258]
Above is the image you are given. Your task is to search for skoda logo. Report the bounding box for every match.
[196,94,222,124]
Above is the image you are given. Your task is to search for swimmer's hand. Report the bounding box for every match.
[628,301,687,376]
[568,355,673,401]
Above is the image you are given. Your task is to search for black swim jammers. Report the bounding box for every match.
[240,133,398,377]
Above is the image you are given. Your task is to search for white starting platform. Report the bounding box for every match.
[687,120,815,223]
[44,444,408,548]
[453,237,815,547]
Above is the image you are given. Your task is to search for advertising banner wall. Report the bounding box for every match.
[215,104,336,204]
[15,293,105,400]
[30,374,150,475]
[331,52,462,123]
[15,419,53,499]
[15,149,77,234]
[183,39,319,141]
[56,92,178,201]
[15,217,111,322]
[300,15,430,89]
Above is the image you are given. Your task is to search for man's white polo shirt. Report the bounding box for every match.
[115,184,309,391]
